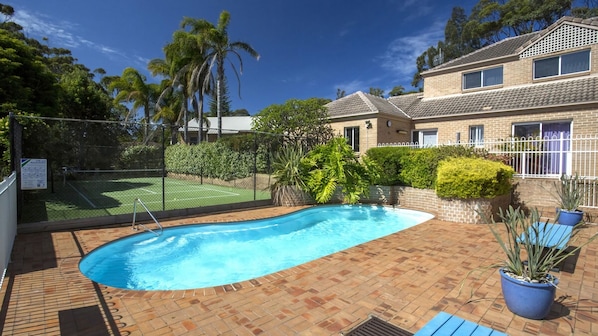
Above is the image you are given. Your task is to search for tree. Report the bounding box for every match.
[0,29,58,117]
[410,0,595,89]
[252,98,334,151]
[109,67,160,144]
[208,76,231,116]
[303,137,380,204]
[181,11,259,139]
[164,25,213,144]
[231,108,250,116]
[368,87,384,97]
[389,86,405,97]
[336,88,346,100]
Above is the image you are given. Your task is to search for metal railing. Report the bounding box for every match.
[379,134,598,179]
[131,198,163,236]
[379,134,598,208]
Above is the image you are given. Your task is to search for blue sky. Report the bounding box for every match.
[9,0,481,114]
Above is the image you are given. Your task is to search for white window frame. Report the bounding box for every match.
[469,125,484,146]
[463,66,503,90]
[412,129,438,148]
[533,49,590,79]
[344,126,360,152]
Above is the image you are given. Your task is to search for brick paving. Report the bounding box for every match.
[1,205,597,335]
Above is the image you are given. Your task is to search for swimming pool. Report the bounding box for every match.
[79,205,433,290]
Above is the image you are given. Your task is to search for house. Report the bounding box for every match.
[326,16,598,162]
[183,116,254,143]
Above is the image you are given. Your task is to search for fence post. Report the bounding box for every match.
[253,133,257,201]
[161,126,165,211]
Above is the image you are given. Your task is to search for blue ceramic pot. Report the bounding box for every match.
[499,269,558,320]
[557,209,584,226]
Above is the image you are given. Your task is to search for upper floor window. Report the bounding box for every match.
[534,49,590,79]
[344,126,360,152]
[463,66,503,90]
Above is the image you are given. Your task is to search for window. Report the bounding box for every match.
[344,126,360,152]
[512,122,572,176]
[534,50,590,79]
[469,125,484,146]
[463,66,503,89]
[412,130,437,147]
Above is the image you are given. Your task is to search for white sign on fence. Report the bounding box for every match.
[21,158,47,190]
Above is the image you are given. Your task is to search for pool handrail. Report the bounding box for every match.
[131,198,163,236]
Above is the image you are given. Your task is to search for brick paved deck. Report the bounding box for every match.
[1,205,597,335]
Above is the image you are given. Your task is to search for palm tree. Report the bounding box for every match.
[181,11,259,139]
[155,28,213,143]
[109,67,159,144]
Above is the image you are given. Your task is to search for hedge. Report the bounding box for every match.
[436,157,514,199]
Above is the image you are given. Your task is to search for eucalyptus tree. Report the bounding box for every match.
[181,11,259,139]
[109,67,160,144]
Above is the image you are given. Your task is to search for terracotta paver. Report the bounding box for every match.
[1,205,598,335]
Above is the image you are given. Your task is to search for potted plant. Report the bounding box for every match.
[553,174,584,226]
[487,206,598,319]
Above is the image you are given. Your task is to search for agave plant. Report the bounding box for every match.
[489,206,597,282]
[553,173,584,211]
[271,145,311,206]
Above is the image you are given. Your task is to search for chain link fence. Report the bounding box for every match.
[9,114,277,226]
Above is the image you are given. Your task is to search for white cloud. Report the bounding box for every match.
[332,79,365,95]
[378,20,445,79]
[13,9,129,62]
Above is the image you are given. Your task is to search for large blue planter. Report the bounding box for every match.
[499,269,558,319]
[557,209,584,226]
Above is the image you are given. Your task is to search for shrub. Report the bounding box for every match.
[365,147,411,185]
[436,157,514,199]
[400,146,483,189]
[164,141,267,181]
[119,145,162,169]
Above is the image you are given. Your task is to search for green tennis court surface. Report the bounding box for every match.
[21,176,271,223]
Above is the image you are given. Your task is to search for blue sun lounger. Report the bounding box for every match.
[414,312,507,336]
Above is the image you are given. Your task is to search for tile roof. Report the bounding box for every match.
[388,76,598,119]
[427,33,539,72]
[424,16,598,74]
[325,91,410,119]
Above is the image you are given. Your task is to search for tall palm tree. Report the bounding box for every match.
[181,11,259,139]
[154,28,212,143]
[109,67,159,144]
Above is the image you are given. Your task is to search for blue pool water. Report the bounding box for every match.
[79,205,433,290]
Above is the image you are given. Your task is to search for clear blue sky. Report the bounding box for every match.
[10,0,481,114]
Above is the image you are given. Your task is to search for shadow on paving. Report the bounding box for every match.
[0,231,124,335]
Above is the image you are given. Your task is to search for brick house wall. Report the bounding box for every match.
[423,42,598,99]
[330,117,411,156]
[412,106,598,144]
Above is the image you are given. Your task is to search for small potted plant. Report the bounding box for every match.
[553,174,584,226]
[487,205,598,319]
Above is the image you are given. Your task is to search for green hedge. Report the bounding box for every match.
[119,145,162,169]
[164,142,269,181]
[436,157,514,199]
[399,146,482,189]
[365,147,411,185]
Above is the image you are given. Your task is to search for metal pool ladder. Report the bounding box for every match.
[132,198,163,236]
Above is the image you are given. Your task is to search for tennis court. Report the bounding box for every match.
[21,171,272,223]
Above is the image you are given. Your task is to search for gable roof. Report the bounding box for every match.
[325,91,410,119]
[388,75,598,119]
[424,16,598,75]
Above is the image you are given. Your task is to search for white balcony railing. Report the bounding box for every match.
[378,134,598,208]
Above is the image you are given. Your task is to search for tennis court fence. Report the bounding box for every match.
[8,115,281,227]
